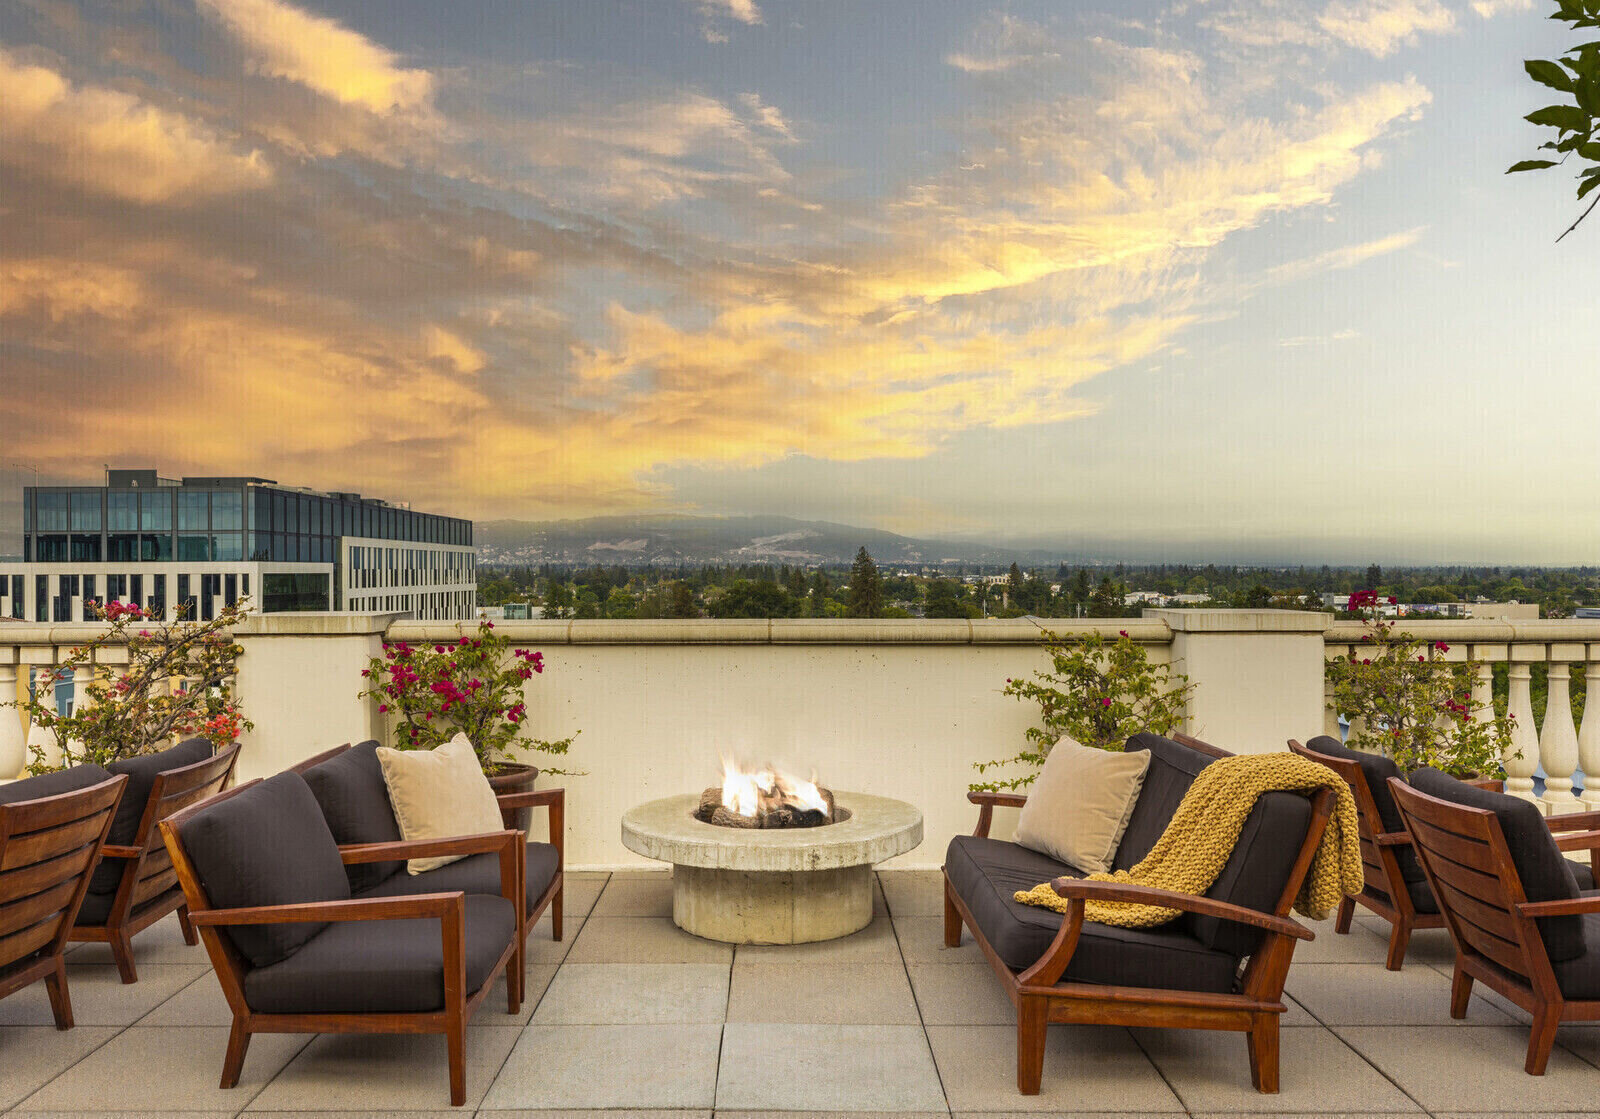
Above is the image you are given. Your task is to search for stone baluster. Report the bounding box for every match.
[1506,659,1541,806]
[1580,655,1600,810]
[0,663,26,779]
[1540,648,1583,814]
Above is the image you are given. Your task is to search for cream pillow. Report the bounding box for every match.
[1013,736,1151,875]
[377,733,505,874]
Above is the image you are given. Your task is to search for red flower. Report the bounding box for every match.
[1434,641,1450,653]
[1119,630,1129,638]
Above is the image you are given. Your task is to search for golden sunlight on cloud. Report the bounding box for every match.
[425,325,487,375]
[0,49,270,203]
[198,0,435,116]
[1317,0,1455,57]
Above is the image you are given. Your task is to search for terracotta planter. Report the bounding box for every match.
[486,763,539,834]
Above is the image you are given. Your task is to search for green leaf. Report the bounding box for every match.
[1527,59,1574,92]
[1526,104,1592,131]
[1507,159,1559,173]
[1579,174,1600,199]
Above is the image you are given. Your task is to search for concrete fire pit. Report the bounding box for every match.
[621,792,923,943]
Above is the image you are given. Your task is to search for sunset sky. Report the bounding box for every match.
[1,0,1594,563]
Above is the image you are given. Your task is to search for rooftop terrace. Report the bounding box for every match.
[6,869,1600,1116]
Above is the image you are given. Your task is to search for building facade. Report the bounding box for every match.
[3,469,475,622]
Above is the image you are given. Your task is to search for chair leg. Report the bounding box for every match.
[1449,962,1474,1019]
[1247,1014,1280,1093]
[447,1020,467,1107]
[44,954,73,1030]
[1526,1006,1561,1075]
[1385,916,1411,971]
[944,881,963,948]
[220,1019,251,1089]
[551,886,563,942]
[177,904,199,946]
[507,940,523,1014]
[1334,895,1354,934]
[1016,994,1047,1095]
[110,930,138,984]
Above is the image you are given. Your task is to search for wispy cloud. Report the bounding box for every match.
[1318,0,1455,57]
[692,0,762,43]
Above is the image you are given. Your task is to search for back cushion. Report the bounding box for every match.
[90,737,216,894]
[179,772,352,968]
[1111,734,1213,872]
[1410,768,1585,962]
[300,740,404,892]
[0,764,113,805]
[1184,790,1313,955]
[1303,735,1406,834]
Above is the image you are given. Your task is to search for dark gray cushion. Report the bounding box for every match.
[178,772,352,968]
[359,842,560,916]
[0,764,114,805]
[299,740,404,893]
[1409,768,1585,962]
[943,835,1240,993]
[90,738,215,895]
[1112,734,1214,871]
[1302,735,1429,888]
[242,893,515,1014]
[1181,790,1312,956]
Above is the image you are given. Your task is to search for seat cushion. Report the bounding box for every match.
[1552,912,1600,999]
[88,738,215,895]
[243,893,516,1014]
[359,842,560,916]
[0,764,114,805]
[299,740,404,893]
[178,772,352,969]
[1409,768,1585,962]
[944,835,1239,993]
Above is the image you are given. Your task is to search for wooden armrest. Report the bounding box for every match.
[1547,811,1600,832]
[1373,831,1414,848]
[1517,894,1600,918]
[1553,831,1600,852]
[339,830,519,864]
[187,891,463,926]
[967,791,1028,808]
[1048,877,1314,940]
[98,844,143,859]
[495,787,563,809]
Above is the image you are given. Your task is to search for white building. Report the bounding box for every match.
[2,469,475,622]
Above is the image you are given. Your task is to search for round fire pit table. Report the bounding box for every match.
[620,792,923,944]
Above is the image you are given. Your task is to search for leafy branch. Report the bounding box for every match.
[1508,1,1600,239]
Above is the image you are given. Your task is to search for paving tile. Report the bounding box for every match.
[135,969,233,1027]
[878,870,946,917]
[485,1112,708,1119]
[565,917,732,965]
[721,1113,945,1119]
[734,915,901,964]
[727,963,918,1024]
[66,912,209,967]
[1336,1024,1600,1112]
[0,962,206,1027]
[893,916,985,965]
[953,1114,1185,1119]
[481,1024,722,1109]
[906,963,1014,1026]
[561,871,609,918]
[1136,1024,1420,1114]
[927,1023,1179,1113]
[6,1111,236,1119]
[245,1025,521,1111]
[477,963,560,1026]
[591,873,674,917]
[1286,961,1515,1026]
[15,1026,308,1111]
[235,1111,461,1118]
[0,1027,119,1109]
[528,916,582,964]
[533,963,729,1023]
[717,1024,946,1112]
[1293,919,1392,964]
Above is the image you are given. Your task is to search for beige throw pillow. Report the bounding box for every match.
[1013,736,1151,875]
[377,733,505,874]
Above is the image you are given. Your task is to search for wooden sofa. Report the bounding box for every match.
[944,732,1336,1095]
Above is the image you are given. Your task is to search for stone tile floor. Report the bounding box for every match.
[5,869,1600,1116]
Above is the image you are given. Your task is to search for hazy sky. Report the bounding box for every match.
[1,0,1594,563]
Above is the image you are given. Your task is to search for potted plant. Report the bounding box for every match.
[973,628,1195,792]
[1328,591,1514,780]
[358,619,577,830]
[11,599,252,772]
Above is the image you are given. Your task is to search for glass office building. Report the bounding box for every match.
[4,470,475,622]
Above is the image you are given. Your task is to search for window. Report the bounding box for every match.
[108,534,139,561]
[70,491,102,531]
[212,532,242,561]
[263,572,330,612]
[178,490,210,530]
[10,575,22,620]
[140,491,172,530]
[35,492,67,531]
[225,573,238,606]
[36,535,67,562]
[151,574,166,620]
[141,533,172,560]
[70,534,102,561]
[130,574,141,604]
[108,491,137,530]
[178,534,210,561]
[212,490,242,530]
[35,575,47,621]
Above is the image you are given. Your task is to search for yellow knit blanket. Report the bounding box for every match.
[1014,751,1363,928]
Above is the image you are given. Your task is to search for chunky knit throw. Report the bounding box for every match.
[1014,751,1363,928]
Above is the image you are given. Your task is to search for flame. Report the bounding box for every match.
[720,757,829,819]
